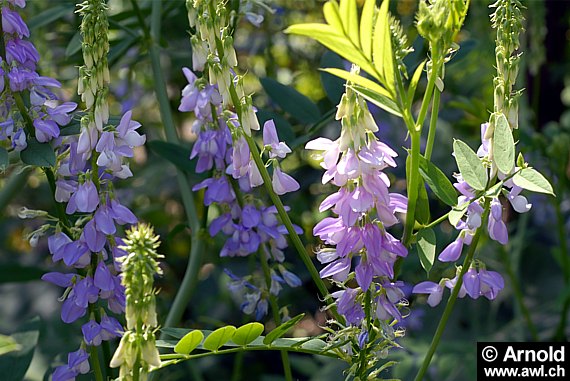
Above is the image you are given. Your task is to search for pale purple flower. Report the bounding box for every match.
[463,268,481,299]
[413,281,444,307]
[1,7,29,37]
[41,272,75,287]
[94,262,114,291]
[271,167,299,195]
[488,198,508,244]
[479,269,504,300]
[263,120,291,159]
[67,348,90,375]
[11,127,26,151]
[116,110,145,148]
[507,186,532,213]
[66,180,99,214]
[333,288,364,325]
[438,236,464,262]
[376,293,402,322]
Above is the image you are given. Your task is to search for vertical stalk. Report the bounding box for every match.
[424,88,441,161]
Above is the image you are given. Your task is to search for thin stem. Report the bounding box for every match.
[424,88,441,161]
[422,211,450,230]
[144,0,204,329]
[259,247,293,381]
[413,204,488,381]
[89,345,105,381]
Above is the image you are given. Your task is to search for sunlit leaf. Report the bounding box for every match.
[448,202,468,227]
[417,228,436,275]
[202,326,236,351]
[340,0,360,48]
[232,323,265,346]
[452,139,487,191]
[493,113,515,174]
[360,0,376,59]
[513,168,554,195]
[174,330,204,355]
[372,0,394,93]
[323,1,344,34]
[407,60,426,107]
[263,313,305,345]
[351,85,401,117]
[321,68,392,99]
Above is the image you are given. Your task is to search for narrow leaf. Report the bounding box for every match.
[320,52,346,104]
[418,155,457,206]
[232,323,265,346]
[360,0,376,59]
[20,138,56,167]
[493,113,515,174]
[351,85,402,117]
[417,228,436,274]
[372,0,395,93]
[28,5,70,30]
[0,335,20,356]
[285,24,376,76]
[263,313,305,345]
[416,182,431,224]
[147,141,192,172]
[321,68,392,99]
[452,139,487,191]
[407,60,426,107]
[340,0,360,47]
[174,330,204,355]
[323,1,344,33]
[202,326,237,351]
[65,32,82,57]
[260,77,321,124]
[513,168,554,195]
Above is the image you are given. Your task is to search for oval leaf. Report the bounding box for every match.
[418,155,457,206]
[493,113,515,174]
[174,330,204,355]
[202,326,236,351]
[417,228,436,274]
[20,138,56,167]
[513,168,554,195]
[453,139,487,191]
[448,202,469,227]
[232,322,265,346]
[263,313,305,345]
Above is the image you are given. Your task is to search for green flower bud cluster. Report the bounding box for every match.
[110,224,163,381]
[389,16,413,78]
[490,0,524,130]
[416,0,468,55]
[77,0,110,132]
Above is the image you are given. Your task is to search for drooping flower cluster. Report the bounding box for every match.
[110,224,162,380]
[32,1,145,379]
[0,0,77,151]
[181,0,301,320]
[306,70,408,325]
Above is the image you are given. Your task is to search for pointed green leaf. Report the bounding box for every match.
[0,147,8,171]
[0,335,20,356]
[202,326,237,351]
[20,138,56,167]
[323,1,344,33]
[513,168,554,195]
[360,0,376,58]
[407,155,429,224]
[263,313,305,345]
[232,323,265,346]
[174,330,204,355]
[260,77,321,124]
[417,228,436,274]
[28,5,70,30]
[65,32,82,57]
[452,139,487,191]
[285,24,376,76]
[372,0,394,93]
[340,0,360,47]
[418,155,457,206]
[351,85,401,117]
[321,68,392,99]
[493,113,515,174]
[407,60,426,107]
[485,181,503,198]
[448,202,468,227]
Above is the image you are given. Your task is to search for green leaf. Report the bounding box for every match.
[418,155,457,206]
[263,313,305,345]
[485,181,503,198]
[285,24,376,76]
[351,84,401,117]
[28,5,71,30]
[417,228,436,274]
[452,139,487,191]
[372,0,394,93]
[0,147,8,171]
[0,317,39,381]
[0,263,46,284]
[202,326,236,351]
[320,52,346,104]
[65,32,82,57]
[321,68,392,99]
[260,77,321,124]
[448,202,468,227]
[407,60,426,107]
[323,1,344,34]
[360,0,376,59]
[340,0,360,48]
[492,113,515,174]
[0,335,20,357]
[147,140,192,172]
[416,182,430,224]
[174,330,204,355]
[20,138,56,167]
[513,168,555,195]
[232,323,265,346]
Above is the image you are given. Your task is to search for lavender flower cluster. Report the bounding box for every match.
[306,78,409,326]
[0,0,76,150]
[179,67,301,320]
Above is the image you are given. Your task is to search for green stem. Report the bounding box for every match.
[88,345,105,381]
[424,88,441,161]
[144,0,204,329]
[259,247,293,381]
[413,203,488,381]
[422,211,450,230]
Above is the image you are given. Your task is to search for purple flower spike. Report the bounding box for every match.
[412,281,444,307]
[68,348,90,375]
[333,288,364,325]
[100,314,123,340]
[488,198,508,245]
[479,269,505,300]
[67,180,99,214]
[463,268,481,299]
[241,204,261,228]
[33,118,59,142]
[82,320,103,346]
[263,120,291,159]
[94,261,115,291]
[438,236,464,262]
[42,272,75,288]
[271,167,299,195]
